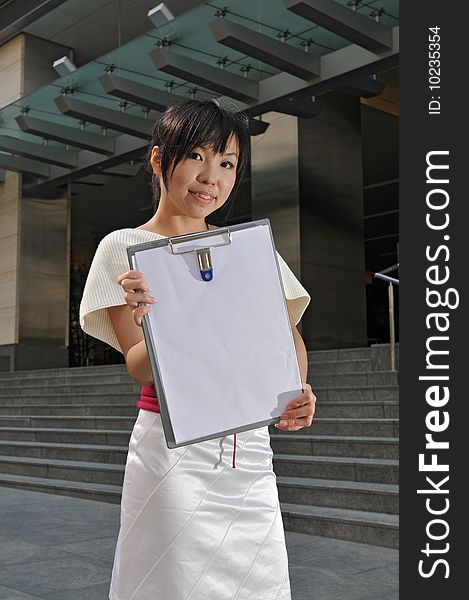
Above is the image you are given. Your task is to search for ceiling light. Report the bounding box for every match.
[148,3,175,28]
[53,56,77,77]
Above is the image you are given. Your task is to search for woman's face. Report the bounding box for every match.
[151,135,239,219]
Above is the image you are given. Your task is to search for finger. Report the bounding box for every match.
[117,274,151,294]
[283,393,316,414]
[275,404,316,427]
[274,419,303,431]
[291,414,314,428]
[132,305,151,327]
[284,396,316,411]
[281,406,315,421]
[116,271,145,286]
[282,394,316,416]
[124,279,151,294]
[124,290,157,306]
[285,415,313,427]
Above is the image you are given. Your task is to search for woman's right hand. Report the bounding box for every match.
[116,270,157,327]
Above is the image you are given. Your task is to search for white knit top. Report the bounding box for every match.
[79,227,311,354]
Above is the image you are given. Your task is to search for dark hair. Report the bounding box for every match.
[144,99,250,220]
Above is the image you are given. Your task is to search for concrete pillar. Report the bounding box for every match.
[0,34,72,370]
[251,93,367,350]
[0,36,24,371]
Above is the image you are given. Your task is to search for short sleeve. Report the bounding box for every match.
[276,251,311,326]
[79,231,130,354]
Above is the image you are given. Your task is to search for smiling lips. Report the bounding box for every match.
[189,190,216,204]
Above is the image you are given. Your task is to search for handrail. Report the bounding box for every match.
[374,272,399,285]
[373,264,399,371]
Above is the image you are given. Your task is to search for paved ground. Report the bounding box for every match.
[0,487,398,600]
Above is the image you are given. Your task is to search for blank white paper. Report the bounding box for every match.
[132,224,302,444]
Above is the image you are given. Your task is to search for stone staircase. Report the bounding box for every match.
[269,346,398,549]
[0,345,398,548]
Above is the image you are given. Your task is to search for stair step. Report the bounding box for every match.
[0,364,126,380]
[280,502,398,548]
[311,371,398,387]
[0,455,124,485]
[0,453,397,487]
[284,418,399,437]
[0,372,399,396]
[0,440,128,463]
[0,472,122,503]
[270,434,398,459]
[307,348,372,360]
[0,392,140,405]
[309,359,371,374]
[0,427,131,445]
[276,476,398,514]
[0,415,398,437]
[312,385,398,402]
[0,371,133,387]
[0,386,399,405]
[0,415,137,430]
[0,382,140,396]
[273,454,399,484]
[0,475,398,548]
[314,401,399,419]
[0,403,137,416]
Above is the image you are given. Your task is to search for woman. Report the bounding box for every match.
[80,99,316,600]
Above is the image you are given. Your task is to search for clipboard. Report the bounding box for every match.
[127,218,303,448]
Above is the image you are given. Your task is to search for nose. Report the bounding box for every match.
[197,162,217,185]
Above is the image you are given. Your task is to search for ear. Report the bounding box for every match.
[150,146,162,178]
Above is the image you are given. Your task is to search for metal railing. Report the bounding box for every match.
[373,264,399,371]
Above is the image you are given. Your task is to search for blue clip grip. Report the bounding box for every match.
[200,268,213,282]
[197,249,213,282]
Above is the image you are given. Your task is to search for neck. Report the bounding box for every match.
[140,214,209,238]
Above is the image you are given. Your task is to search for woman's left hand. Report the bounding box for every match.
[274,383,316,431]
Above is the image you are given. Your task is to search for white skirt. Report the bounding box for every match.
[109,409,292,600]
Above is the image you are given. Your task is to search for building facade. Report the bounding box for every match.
[0,0,399,371]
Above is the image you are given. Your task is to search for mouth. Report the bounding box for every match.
[189,190,216,205]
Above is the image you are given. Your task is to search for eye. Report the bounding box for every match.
[189,151,202,160]
[221,161,235,169]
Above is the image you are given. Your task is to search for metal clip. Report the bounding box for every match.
[197,248,213,281]
[168,227,231,282]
